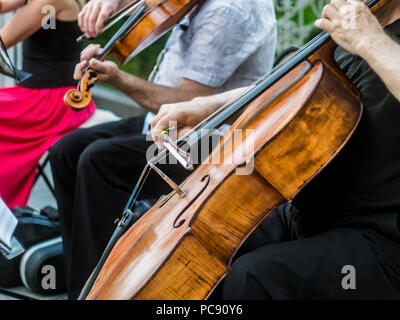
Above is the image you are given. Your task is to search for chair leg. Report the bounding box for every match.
[34,154,56,198]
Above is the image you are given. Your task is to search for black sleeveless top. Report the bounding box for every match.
[19,19,82,88]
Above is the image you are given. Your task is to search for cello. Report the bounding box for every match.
[82,0,394,299]
[64,0,201,111]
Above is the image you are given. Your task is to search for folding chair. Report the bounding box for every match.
[34,153,55,199]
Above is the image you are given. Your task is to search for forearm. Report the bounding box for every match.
[194,87,248,116]
[0,0,25,13]
[113,71,211,113]
[358,33,400,102]
[0,0,54,49]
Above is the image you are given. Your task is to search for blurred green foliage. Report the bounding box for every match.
[276,3,320,25]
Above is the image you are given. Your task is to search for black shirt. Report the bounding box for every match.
[19,20,82,89]
[293,19,400,238]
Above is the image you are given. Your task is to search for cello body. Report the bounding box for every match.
[85,0,394,301]
[86,48,362,300]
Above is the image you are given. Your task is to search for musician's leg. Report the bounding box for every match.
[209,203,297,300]
[223,226,400,299]
[50,116,147,239]
[49,115,146,296]
[237,203,298,255]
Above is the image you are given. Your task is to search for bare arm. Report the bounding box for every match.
[0,0,26,13]
[74,44,216,113]
[315,0,400,101]
[75,43,246,148]
[111,70,216,113]
[150,87,246,148]
[0,0,68,49]
[78,0,135,38]
[357,34,400,102]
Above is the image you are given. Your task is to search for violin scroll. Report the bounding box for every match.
[64,69,98,111]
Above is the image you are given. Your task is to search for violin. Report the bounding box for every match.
[81,0,393,299]
[64,0,200,111]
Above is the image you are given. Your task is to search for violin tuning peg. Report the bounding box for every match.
[89,70,98,79]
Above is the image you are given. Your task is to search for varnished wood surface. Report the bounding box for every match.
[84,0,398,301]
[86,59,362,300]
[64,0,199,110]
[113,0,198,64]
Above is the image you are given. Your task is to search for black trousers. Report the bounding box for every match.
[222,204,400,299]
[49,115,189,299]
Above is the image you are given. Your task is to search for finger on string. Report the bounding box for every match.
[89,59,108,74]
[74,60,88,80]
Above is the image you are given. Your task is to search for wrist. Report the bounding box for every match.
[111,70,142,99]
[106,68,124,86]
[355,32,388,58]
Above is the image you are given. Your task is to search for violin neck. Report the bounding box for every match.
[99,3,148,61]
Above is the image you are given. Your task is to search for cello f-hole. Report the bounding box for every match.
[173,175,210,228]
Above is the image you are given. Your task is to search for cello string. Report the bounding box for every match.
[148,0,378,166]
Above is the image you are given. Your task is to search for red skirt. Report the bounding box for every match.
[0,85,96,208]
